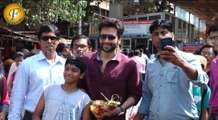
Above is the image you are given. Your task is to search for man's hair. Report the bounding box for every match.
[70,34,91,48]
[149,19,173,34]
[134,49,140,56]
[13,51,24,59]
[37,24,60,39]
[65,57,87,73]
[56,43,69,54]
[208,24,218,35]
[199,43,217,56]
[98,18,124,38]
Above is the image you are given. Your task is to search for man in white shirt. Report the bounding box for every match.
[8,24,66,120]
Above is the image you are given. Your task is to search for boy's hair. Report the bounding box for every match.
[65,57,87,73]
[149,19,173,34]
[37,24,60,39]
[98,18,124,38]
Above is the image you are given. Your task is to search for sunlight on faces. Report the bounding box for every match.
[64,64,84,84]
[72,39,90,57]
[151,27,174,52]
[99,27,120,53]
[209,31,218,51]
[39,32,60,56]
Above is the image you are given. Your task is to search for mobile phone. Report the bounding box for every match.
[161,37,173,50]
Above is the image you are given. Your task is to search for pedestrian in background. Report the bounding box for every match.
[56,43,72,58]
[208,24,218,120]
[198,44,217,77]
[71,34,92,57]
[194,55,211,120]
[0,74,9,120]
[7,51,25,95]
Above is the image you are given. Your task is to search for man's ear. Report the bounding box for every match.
[171,32,175,41]
[118,36,122,41]
[80,72,85,79]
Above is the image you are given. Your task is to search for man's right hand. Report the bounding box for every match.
[133,112,145,120]
[91,110,104,120]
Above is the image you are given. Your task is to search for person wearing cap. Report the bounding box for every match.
[193,55,211,120]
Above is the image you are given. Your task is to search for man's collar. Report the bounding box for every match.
[90,49,124,62]
[96,50,117,61]
[37,51,65,65]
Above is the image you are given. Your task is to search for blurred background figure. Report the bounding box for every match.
[20,49,30,59]
[130,49,146,81]
[70,34,92,57]
[198,44,217,78]
[3,58,13,78]
[56,43,72,58]
[7,51,25,95]
[128,50,134,58]
[0,74,10,120]
[194,55,211,120]
[26,49,40,58]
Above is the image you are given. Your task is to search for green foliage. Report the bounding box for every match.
[83,0,103,22]
[140,0,156,13]
[23,0,87,26]
[140,0,173,14]
[154,0,173,12]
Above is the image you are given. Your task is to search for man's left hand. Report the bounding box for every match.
[102,107,121,117]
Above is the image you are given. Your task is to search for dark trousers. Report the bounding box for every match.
[23,110,33,120]
[209,114,217,120]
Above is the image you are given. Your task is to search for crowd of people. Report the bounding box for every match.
[0,17,217,120]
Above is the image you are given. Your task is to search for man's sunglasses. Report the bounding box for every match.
[99,34,116,40]
[40,36,59,41]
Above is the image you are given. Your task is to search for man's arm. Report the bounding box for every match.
[134,71,152,120]
[134,112,146,120]
[103,60,142,117]
[8,62,29,120]
[127,60,142,104]
[32,93,45,120]
[159,46,203,80]
[102,97,136,117]
[177,59,197,80]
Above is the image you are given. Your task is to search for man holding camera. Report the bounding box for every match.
[133,19,208,120]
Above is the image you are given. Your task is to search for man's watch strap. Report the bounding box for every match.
[118,106,126,115]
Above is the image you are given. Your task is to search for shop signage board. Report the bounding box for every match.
[182,43,204,53]
[123,20,153,38]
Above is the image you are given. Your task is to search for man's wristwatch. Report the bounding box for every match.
[118,106,125,115]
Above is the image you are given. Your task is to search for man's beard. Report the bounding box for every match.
[100,44,117,53]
